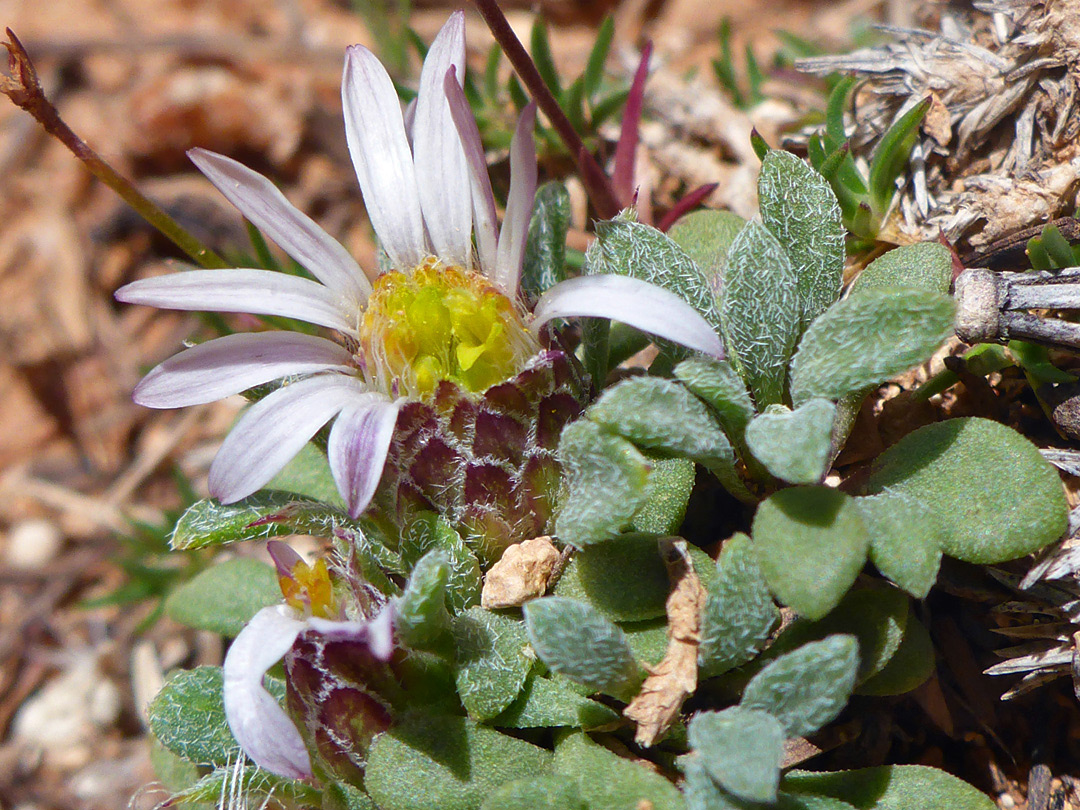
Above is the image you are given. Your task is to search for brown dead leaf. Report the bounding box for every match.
[623,537,707,747]
[480,536,561,609]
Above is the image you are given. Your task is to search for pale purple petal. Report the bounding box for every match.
[494,103,538,298]
[134,332,354,408]
[209,375,367,504]
[532,275,725,359]
[343,45,427,269]
[444,67,498,277]
[223,605,311,779]
[307,604,395,660]
[412,13,472,267]
[115,269,354,333]
[328,396,402,518]
[188,149,373,296]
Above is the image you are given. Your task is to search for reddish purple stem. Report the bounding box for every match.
[657,183,719,233]
[613,41,652,206]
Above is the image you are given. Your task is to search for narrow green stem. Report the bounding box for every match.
[1,29,228,270]
[470,0,621,219]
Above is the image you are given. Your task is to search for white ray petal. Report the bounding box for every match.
[444,67,498,280]
[412,12,472,266]
[134,332,355,408]
[188,148,372,296]
[343,45,427,269]
[495,103,538,298]
[532,274,725,359]
[307,604,396,660]
[223,605,311,779]
[115,269,356,333]
[209,375,367,504]
[327,396,402,518]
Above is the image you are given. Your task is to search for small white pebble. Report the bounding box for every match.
[999,793,1015,809]
[5,519,63,569]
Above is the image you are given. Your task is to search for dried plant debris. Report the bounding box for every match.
[795,1,1080,252]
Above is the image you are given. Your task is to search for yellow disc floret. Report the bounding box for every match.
[279,556,337,619]
[358,259,539,399]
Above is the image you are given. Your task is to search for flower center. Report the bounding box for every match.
[358,259,539,398]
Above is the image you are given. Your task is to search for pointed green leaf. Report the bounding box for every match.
[524,597,643,701]
[753,487,869,620]
[745,399,836,484]
[741,635,859,737]
[864,417,1067,563]
[721,219,801,407]
[521,182,572,304]
[867,98,931,216]
[848,242,952,297]
[583,16,615,99]
[854,491,942,598]
[266,442,344,505]
[783,764,996,810]
[452,608,532,720]
[555,419,651,548]
[689,707,785,802]
[555,732,685,810]
[530,17,561,96]
[759,151,845,327]
[789,288,956,406]
[163,558,280,637]
[172,765,319,809]
[699,533,778,678]
[365,714,552,810]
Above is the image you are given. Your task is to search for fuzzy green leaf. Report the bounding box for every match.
[623,617,671,668]
[848,242,953,297]
[400,514,481,613]
[559,532,716,623]
[164,559,280,637]
[555,419,651,548]
[853,492,942,598]
[147,666,254,765]
[855,612,935,696]
[867,97,931,216]
[741,635,859,737]
[555,732,685,810]
[523,596,643,701]
[667,209,747,286]
[482,776,587,810]
[394,550,452,651]
[789,288,955,407]
[721,219,801,407]
[783,764,996,810]
[758,151,845,328]
[365,714,553,810]
[753,487,869,620]
[689,707,785,803]
[452,608,532,721]
[521,182,572,304]
[766,587,910,684]
[587,376,743,496]
[632,456,697,534]
[171,492,349,551]
[586,215,722,331]
[745,399,836,484]
[864,417,1067,563]
[674,356,756,453]
[698,533,779,678]
[682,757,858,810]
[171,765,319,809]
[491,672,620,730]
